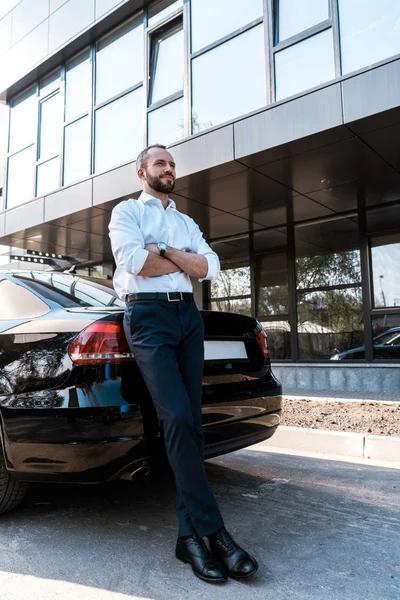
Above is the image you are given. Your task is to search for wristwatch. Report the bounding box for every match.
[157,242,167,257]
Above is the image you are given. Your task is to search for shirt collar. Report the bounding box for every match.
[140,191,176,210]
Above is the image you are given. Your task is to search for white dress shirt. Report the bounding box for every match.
[108,192,220,301]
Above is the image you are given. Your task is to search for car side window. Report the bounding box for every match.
[0,279,50,319]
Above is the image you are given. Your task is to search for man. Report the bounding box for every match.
[109,144,258,584]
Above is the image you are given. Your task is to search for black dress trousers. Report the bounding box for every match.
[123,297,224,538]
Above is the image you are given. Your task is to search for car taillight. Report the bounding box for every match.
[68,320,134,364]
[256,328,270,358]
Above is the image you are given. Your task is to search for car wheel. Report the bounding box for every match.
[0,446,28,516]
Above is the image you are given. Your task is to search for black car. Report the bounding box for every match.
[0,270,282,515]
[331,327,400,360]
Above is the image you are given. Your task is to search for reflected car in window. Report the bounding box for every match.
[0,270,281,516]
[331,327,400,360]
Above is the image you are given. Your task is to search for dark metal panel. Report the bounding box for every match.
[5,198,44,235]
[170,124,234,179]
[92,161,141,207]
[292,195,334,222]
[361,123,400,173]
[49,0,95,53]
[342,59,400,133]
[256,137,400,203]
[0,12,12,56]
[11,0,49,45]
[44,179,92,221]
[234,84,344,164]
[209,212,263,239]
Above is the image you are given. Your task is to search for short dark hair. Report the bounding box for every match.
[136,144,167,171]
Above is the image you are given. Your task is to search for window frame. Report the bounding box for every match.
[270,0,342,102]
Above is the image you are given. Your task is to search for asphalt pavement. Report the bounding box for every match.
[0,443,399,600]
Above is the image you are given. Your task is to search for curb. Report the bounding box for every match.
[264,426,400,463]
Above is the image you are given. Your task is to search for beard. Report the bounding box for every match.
[145,171,175,194]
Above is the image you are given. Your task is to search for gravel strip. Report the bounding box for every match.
[281,397,400,437]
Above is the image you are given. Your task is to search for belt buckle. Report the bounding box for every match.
[167,292,183,302]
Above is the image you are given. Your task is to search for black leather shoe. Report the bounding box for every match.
[208,528,258,579]
[176,533,227,584]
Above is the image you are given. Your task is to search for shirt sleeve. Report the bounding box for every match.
[189,218,221,282]
[108,202,149,276]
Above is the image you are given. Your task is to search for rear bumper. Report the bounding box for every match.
[0,373,282,483]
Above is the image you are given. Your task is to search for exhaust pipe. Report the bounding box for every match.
[120,461,151,481]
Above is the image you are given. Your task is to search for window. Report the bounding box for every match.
[371,314,400,360]
[95,88,143,173]
[39,92,61,160]
[65,50,91,123]
[276,0,329,42]
[191,0,263,53]
[63,116,90,185]
[150,26,183,104]
[273,1,335,101]
[192,24,265,132]
[0,279,50,319]
[37,157,59,196]
[295,218,363,360]
[7,146,36,208]
[275,29,335,101]
[371,234,400,309]
[210,238,252,316]
[148,97,184,146]
[8,87,37,154]
[339,0,400,75]
[96,17,144,106]
[256,252,288,317]
[147,15,184,145]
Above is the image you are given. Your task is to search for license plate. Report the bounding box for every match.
[204,341,247,361]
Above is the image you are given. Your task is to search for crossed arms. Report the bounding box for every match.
[109,201,220,282]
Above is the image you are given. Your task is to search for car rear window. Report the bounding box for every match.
[13,273,124,308]
[0,279,50,319]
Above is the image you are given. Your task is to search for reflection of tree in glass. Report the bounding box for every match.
[211,267,251,316]
[191,110,213,134]
[258,285,288,316]
[296,251,361,289]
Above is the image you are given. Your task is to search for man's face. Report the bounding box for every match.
[140,148,176,194]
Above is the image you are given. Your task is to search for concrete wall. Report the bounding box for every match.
[272,363,400,395]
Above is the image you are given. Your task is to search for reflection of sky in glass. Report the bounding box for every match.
[37,157,59,196]
[371,243,400,308]
[96,19,143,105]
[65,52,91,122]
[39,92,61,158]
[275,29,335,100]
[64,116,90,185]
[148,98,184,145]
[339,0,400,74]
[151,29,183,103]
[7,146,35,208]
[191,0,263,52]
[278,0,329,42]
[192,25,265,132]
[9,88,37,153]
[95,88,143,173]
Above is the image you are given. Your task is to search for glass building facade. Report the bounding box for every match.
[0,0,400,364]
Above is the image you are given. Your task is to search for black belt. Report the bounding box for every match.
[125,292,194,303]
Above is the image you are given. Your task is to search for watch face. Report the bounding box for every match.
[158,242,167,250]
